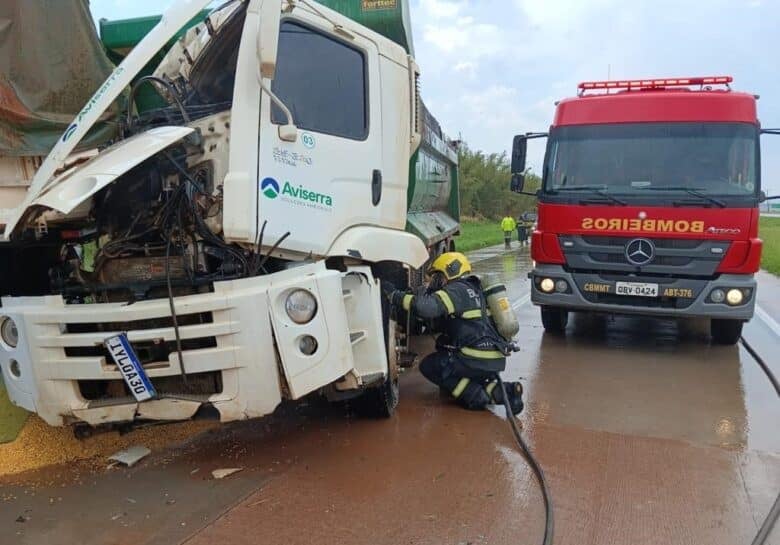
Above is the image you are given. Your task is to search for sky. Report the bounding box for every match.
[89,0,780,195]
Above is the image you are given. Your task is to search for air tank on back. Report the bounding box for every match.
[480,273,520,341]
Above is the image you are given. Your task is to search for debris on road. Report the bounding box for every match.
[108,446,151,467]
[0,416,215,476]
[212,468,244,480]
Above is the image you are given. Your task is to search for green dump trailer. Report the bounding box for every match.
[99,0,460,254]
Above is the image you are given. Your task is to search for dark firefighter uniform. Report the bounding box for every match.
[387,252,523,414]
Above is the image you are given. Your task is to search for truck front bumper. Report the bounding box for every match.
[0,262,384,427]
[530,264,756,320]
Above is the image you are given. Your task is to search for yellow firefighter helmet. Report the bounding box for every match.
[428,252,472,281]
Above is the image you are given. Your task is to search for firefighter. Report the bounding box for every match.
[383,252,524,414]
[501,215,517,249]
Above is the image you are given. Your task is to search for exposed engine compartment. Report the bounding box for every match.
[1,143,286,302]
[0,3,269,302]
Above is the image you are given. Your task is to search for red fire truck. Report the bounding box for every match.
[510,76,779,345]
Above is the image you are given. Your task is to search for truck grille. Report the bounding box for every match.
[63,312,221,401]
[21,293,240,405]
[78,371,222,402]
[580,236,701,250]
[561,235,729,277]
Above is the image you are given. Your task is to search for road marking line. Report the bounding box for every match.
[755,305,780,338]
[511,294,531,310]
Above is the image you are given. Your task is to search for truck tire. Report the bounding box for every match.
[354,295,399,418]
[710,319,743,345]
[541,306,568,334]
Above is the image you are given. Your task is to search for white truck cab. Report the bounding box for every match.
[0,0,428,428]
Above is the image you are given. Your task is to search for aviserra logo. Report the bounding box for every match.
[261,177,280,199]
[261,177,334,210]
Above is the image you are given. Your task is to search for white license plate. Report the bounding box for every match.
[615,281,659,297]
[104,333,157,402]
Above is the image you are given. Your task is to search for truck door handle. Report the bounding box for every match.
[371,169,382,206]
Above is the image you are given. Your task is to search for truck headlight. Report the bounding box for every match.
[709,289,725,303]
[1,317,18,348]
[726,289,744,306]
[298,335,318,356]
[285,289,318,324]
[540,278,555,293]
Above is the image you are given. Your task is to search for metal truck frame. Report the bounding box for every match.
[0,0,458,428]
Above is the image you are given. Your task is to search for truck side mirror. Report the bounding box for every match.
[511,135,527,176]
[257,0,282,79]
[509,132,547,194]
[510,135,527,194]
[510,173,526,193]
[256,1,297,142]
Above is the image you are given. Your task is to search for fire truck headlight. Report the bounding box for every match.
[709,289,726,304]
[726,289,744,306]
[540,278,555,293]
[555,279,569,293]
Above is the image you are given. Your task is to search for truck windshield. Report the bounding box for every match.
[544,122,758,198]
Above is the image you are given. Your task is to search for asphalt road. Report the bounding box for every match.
[1,245,778,545]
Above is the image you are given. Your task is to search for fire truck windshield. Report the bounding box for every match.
[544,122,758,199]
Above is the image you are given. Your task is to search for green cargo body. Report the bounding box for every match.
[99,0,459,250]
[99,10,211,112]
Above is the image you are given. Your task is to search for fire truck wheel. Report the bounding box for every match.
[541,306,568,334]
[710,318,743,345]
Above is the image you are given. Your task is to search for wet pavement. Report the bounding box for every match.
[1,244,778,545]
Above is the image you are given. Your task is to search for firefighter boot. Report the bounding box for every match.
[450,378,491,410]
[487,380,524,415]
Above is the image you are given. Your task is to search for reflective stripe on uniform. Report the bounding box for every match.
[461,309,482,319]
[485,381,497,397]
[435,290,456,314]
[452,377,470,398]
[461,347,504,359]
[402,294,414,311]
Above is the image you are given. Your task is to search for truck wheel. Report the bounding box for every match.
[354,295,399,418]
[541,306,568,334]
[710,319,743,345]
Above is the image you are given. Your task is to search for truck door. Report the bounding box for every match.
[256,16,383,256]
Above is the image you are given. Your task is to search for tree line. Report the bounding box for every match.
[457,143,541,220]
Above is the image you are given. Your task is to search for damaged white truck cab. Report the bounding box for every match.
[0,0,432,427]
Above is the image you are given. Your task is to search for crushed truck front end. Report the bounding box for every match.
[0,261,390,427]
[521,77,764,343]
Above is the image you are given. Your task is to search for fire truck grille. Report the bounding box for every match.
[561,235,730,277]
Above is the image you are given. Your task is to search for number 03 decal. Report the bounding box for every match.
[301,132,316,149]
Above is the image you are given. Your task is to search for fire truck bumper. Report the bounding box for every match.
[529,264,756,321]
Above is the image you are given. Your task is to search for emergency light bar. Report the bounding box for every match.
[578,76,733,93]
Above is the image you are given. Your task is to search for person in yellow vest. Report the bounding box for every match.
[500,215,516,249]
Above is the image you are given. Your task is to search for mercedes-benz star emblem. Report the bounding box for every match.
[625,238,655,266]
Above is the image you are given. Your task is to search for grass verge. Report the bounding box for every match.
[759,216,780,275]
[456,220,511,252]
